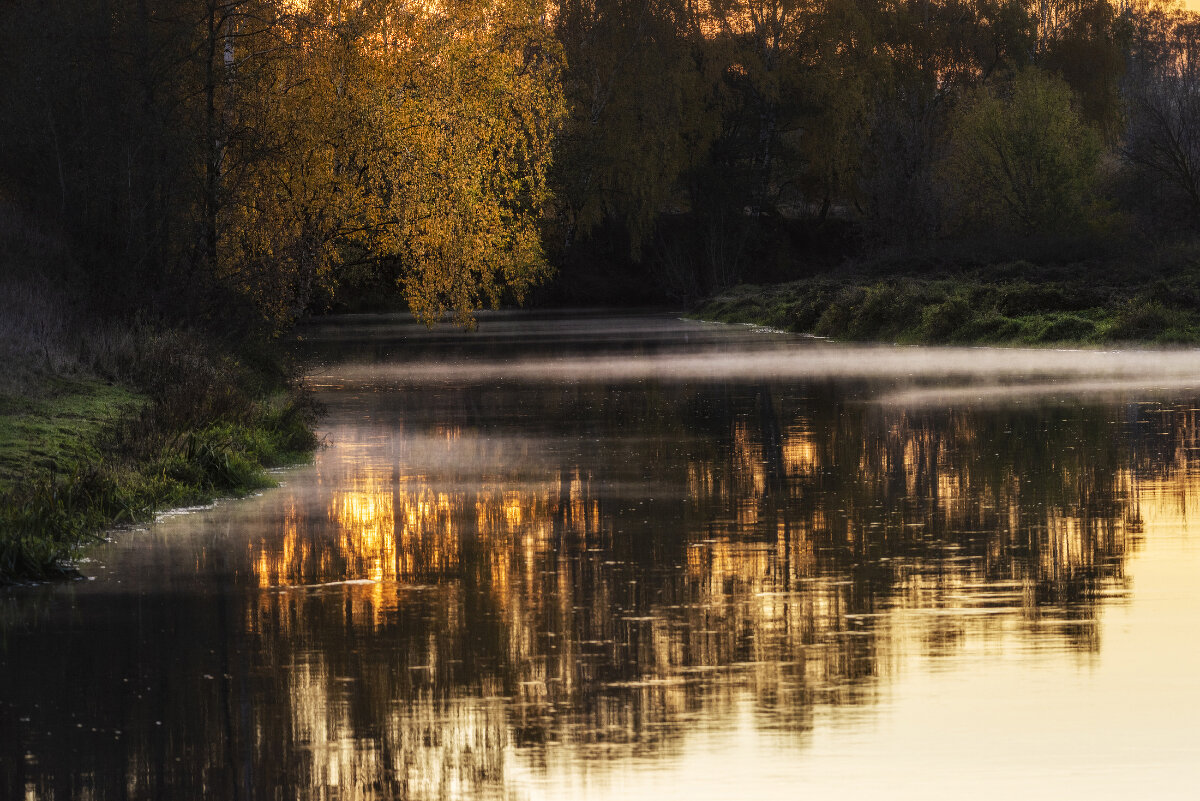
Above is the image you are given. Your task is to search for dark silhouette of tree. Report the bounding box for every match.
[1123,6,1200,230]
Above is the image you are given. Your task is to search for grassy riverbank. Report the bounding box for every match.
[693,246,1200,345]
[0,292,319,582]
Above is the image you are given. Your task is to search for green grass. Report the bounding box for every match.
[0,376,319,583]
[0,378,142,491]
[693,259,1200,346]
[0,216,322,582]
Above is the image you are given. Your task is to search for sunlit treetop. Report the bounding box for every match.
[208,0,564,328]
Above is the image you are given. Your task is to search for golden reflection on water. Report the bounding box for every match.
[231,399,1183,797]
[21,390,1200,801]
[11,321,1200,800]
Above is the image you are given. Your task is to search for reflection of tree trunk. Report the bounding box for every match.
[148,596,168,800]
[555,467,571,548]
[237,644,254,799]
[758,384,799,592]
[217,589,241,801]
[757,386,786,497]
[393,462,403,578]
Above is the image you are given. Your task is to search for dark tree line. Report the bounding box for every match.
[0,0,1197,323]
[547,0,1200,302]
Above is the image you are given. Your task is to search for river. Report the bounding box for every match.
[3,310,1199,799]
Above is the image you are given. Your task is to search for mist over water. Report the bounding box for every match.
[307,314,1200,402]
[3,311,1199,800]
[320,344,1200,386]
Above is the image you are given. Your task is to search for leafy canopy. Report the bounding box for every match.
[941,67,1103,237]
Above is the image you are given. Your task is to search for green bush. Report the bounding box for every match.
[920,294,973,342]
[690,251,1200,347]
[846,283,906,339]
[997,282,1072,316]
[1107,301,1176,341]
[814,298,854,338]
[1,345,320,582]
[1036,314,1098,343]
[957,311,1023,342]
[0,396,318,581]
[941,68,1104,238]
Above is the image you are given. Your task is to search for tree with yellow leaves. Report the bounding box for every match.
[208,0,565,328]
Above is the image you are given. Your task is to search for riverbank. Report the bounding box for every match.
[692,246,1200,345]
[0,300,319,583]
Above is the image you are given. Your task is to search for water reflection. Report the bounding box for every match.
[4,313,1200,800]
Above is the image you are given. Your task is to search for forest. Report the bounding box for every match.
[0,0,1198,323]
[2,0,1200,576]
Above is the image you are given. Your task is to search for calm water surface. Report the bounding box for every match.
[3,311,1200,800]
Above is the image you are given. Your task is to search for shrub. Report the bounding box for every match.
[940,68,1104,237]
[814,297,854,338]
[1036,314,1098,342]
[1106,301,1176,341]
[996,282,1072,316]
[920,294,973,342]
[957,311,1022,342]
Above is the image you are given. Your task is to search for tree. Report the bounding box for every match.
[856,0,1036,246]
[1036,0,1127,139]
[701,0,814,215]
[939,66,1102,236]
[0,0,564,330]
[211,0,565,328]
[550,0,720,255]
[1122,5,1200,229]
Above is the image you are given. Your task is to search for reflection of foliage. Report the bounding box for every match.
[13,378,1200,800]
[694,385,1139,598]
[236,381,1156,747]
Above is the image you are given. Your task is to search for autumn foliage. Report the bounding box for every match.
[0,0,564,329]
[217,0,564,327]
[1,0,1199,320]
